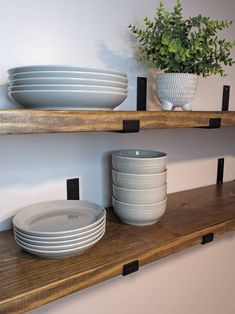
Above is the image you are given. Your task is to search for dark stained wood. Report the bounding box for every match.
[1,109,234,135]
[0,181,235,313]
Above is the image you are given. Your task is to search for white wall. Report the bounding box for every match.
[0,0,234,313]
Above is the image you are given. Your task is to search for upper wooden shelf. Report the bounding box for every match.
[0,109,235,135]
[1,181,235,313]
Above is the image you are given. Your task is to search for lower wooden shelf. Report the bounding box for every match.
[0,181,235,314]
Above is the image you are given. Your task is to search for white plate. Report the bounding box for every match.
[14,216,106,241]
[14,220,106,245]
[10,77,128,88]
[8,65,127,77]
[9,90,127,110]
[13,200,106,236]
[9,84,127,94]
[15,226,105,250]
[15,229,105,258]
[9,71,128,83]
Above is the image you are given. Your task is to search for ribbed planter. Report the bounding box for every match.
[156,73,198,111]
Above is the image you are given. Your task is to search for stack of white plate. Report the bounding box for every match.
[112,150,167,226]
[7,65,128,110]
[13,200,106,258]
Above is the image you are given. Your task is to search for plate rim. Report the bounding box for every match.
[8,66,127,77]
[15,229,105,255]
[14,227,105,250]
[14,218,106,242]
[9,89,128,95]
[13,200,106,236]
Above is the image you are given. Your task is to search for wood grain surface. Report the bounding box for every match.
[221,111,235,126]
[0,181,235,313]
[0,110,233,135]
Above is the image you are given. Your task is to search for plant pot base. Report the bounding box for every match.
[161,101,192,111]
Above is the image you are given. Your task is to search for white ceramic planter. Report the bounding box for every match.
[156,73,198,111]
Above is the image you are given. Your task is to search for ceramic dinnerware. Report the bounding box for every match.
[112,197,166,226]
[14,230,105,258]
[112,150,167,174]
[8,65,127,77]
[13,200,106,236]
[9,71,128,83]
[112,184,167,204]
[9,90,127,110]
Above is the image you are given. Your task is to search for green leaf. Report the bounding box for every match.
[162,33,171,45]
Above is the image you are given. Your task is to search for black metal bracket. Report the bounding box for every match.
[67,178,80,200]
[222,85,230,111]
[122,260,139,276]
[199,85,230,129]
[137,77,147,111]
[199,118,221,129]
[208,118,221,128]
[121,120,140,133]
[217,158,224,184]
[201,233,214,245]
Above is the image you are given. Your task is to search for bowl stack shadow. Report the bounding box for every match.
[112,150,167,226]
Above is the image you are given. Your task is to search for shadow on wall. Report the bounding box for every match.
[101,152,113,207]
[0,128,235,188]
[96,40,171,110]
[96,40,145,79]
[96,39,151,110]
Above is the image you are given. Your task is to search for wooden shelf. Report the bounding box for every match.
[0,109,235,135]
[0,181,235,313]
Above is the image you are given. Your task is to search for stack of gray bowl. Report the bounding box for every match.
[112,150,167,226]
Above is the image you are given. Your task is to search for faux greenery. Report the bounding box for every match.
[129,0,235,76]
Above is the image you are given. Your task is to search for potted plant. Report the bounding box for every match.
[129,0,235,111]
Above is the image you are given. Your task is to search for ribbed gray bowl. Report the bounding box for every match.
[112,150,167,174]
[112,197,167,226]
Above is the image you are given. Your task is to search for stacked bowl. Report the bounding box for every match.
[112,150,167,226]
[8,65,128,110]
[13,200,106,258]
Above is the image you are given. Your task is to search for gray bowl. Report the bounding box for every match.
[112,169,167,190]
[112,197,167,226]
[112,150,167,174]
[112,184,167,204]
